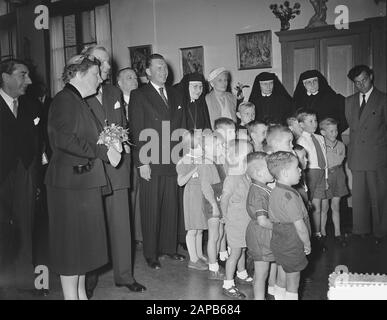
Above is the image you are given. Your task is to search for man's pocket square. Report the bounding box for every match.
[177,105,182,110]
[34,117,40,125]
[114,101,121,109]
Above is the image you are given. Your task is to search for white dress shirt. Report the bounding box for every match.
[123,94,130,105]
[150,81,168,100]
[359,86,373,106]
[297,131,328,177]
[0,88,17,117]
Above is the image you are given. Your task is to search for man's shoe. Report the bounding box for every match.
[117,281,146,292]
[146,258,161,270]
[235,275,253,285]
[222,286,246,300]
[208,269,225,281]
[313,236,327,252]
[334,235,348,247]
[188,259,208,271]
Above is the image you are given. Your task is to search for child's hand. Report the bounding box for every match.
[304,243,311,255]
[212,204,220,218]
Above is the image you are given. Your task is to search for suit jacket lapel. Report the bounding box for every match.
[144,84,169,116]
[0,95,16,120]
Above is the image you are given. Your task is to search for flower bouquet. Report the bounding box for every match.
[270,1,301,31]
[97,122,130,153]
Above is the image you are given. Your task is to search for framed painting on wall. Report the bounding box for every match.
[236,30,272,70]
[128,44,153,78]
[180,46,204,76]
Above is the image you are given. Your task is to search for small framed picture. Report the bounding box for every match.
[236,30,272,70]
[180,46,204,76]
[128,44,153,78]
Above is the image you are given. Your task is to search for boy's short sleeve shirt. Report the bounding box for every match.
[269,183,308,224]
[326,140,346,168]
[246,181,271,220]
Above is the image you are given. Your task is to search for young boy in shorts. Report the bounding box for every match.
[220,139,253,299]
[214,117,236,261]
[267,151,312,300]
[296,109,328,252]
[245,152,278,300]
[319,118,349,247]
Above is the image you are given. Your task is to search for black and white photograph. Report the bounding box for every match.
[0,0,386,306]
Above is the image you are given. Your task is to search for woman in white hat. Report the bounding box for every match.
[205,67,237,129]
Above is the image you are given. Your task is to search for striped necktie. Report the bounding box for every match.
[311,134,326,169]
[12,99,18,118]
[159,87,169,108]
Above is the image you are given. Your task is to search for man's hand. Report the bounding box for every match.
[107,146,121,167]
[139,164,151,181]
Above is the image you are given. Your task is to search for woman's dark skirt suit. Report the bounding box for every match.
[44,84,109,275]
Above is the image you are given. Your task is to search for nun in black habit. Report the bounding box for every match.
[293,70,348,134]
[248,72,293,125]
[176,72,211,130]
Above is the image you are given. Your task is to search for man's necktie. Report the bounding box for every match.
[12,99,18,118]
[359,94,366,119]
[311,134,326,169]
[159,87,169,108]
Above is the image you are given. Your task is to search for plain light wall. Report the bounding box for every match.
[110,0,385,97]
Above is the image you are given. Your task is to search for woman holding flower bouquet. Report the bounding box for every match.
[44,55,119,299]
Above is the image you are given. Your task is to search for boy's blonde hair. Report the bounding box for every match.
[319,117,338,131]
[286,116,298,126]
[295,108,317,123]
[266,124,292,147]
[246,151,267,177]
[247,120,267,134]
[237,101,255,113]
[266,151,298,179]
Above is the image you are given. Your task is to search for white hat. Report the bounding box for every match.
[208,67,227,82]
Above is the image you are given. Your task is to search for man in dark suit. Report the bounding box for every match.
[129,54,186,269]
[83,45,145,295]
[117,68,143,247]
[345,65,387,244]
[0,59,40,288]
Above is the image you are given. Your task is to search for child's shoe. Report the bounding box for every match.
[208,268,225,281]
[222,286,246,300]
[235,275,253,285]
[198,255,209,264]
[188,259,208,271]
